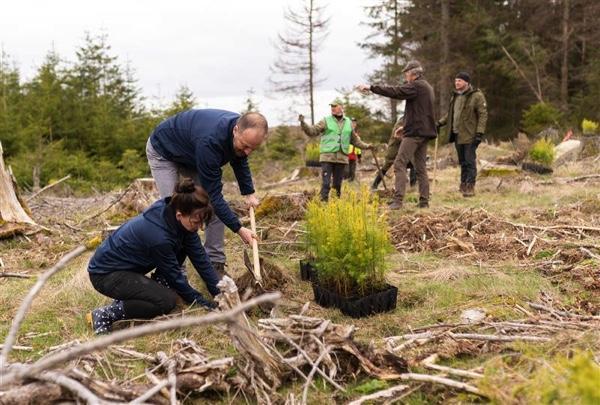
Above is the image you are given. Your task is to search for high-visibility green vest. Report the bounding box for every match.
[320,116,352,154]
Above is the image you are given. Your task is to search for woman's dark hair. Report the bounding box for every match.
[169,178,213,224]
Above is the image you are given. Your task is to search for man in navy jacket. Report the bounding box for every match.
[146,109,268,273]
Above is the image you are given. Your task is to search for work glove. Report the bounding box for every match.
[435,122,442,133]
[298,114,305,123]
[474,133,484,146]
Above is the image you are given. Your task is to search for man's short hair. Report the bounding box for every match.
[237,112,268,136]
[402,60,424,77]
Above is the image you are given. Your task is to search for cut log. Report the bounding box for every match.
[0,142,36,238]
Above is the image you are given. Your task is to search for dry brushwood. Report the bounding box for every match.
[216,276,284,403]
[258,312,408,381]
[0,277,280,404]
[385,300,600,357]
[389,207,600,262]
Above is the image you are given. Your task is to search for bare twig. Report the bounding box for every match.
[129,379,170,404]
[347,384,410,405]
[0,344,32,351]
[447,332,550,342]
[301,347,330,405]
[580,247,600,261]
[26,175,71,202]
[399,372,484,396]
[528,302,600,321]
[0,244,88,367]
[0,271,31,279]
[422,354,484,379]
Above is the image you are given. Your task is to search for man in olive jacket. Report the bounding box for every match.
[299,99,373,201]
[358,60,437,209]
[437,72,488,197]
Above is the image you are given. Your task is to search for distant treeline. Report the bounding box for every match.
[0,34,201,192]
[361,1,600,138]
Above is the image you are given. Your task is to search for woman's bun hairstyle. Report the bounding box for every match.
[169,178,213,225]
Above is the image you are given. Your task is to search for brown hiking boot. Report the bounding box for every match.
[463,184,475,197]
[388,200,403,210]
[418,198,429,208]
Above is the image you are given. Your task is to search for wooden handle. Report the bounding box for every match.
[249,207,262,282]
[371,149,387,191]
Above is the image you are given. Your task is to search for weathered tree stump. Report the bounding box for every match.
[0,142,36,239]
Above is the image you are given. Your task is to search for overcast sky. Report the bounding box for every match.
[1,0,383,124]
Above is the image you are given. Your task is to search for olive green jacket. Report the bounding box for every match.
[438,86,488,144]
[301,116,371,164]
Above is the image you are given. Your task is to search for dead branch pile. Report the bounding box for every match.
[385,300,600,363]
[390,207,600,262]
[258,310,408,382]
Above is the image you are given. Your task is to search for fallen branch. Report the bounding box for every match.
[399,372,484,396]
[0,244,89,367]
[0,271,31,279]
[0,344,32,351]
[447,332,551,343]
[348,384,410,405]
[528,302,600,321]
[422,354,484,379]
[26,174,71,202]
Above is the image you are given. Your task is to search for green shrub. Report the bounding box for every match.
[516,352,600,404]
[581,118,599,135]
[529,138,555,166]
[305,187,392,296]
[266,126,298,161]
[521,102,562,136]
[305,142,320,162]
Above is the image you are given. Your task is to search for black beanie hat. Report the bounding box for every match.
[455,71,471,83]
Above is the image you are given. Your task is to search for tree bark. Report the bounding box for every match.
[560,0,570,111]
[309,0,315,125]
[439,0,450,115]
[0,142,36,238]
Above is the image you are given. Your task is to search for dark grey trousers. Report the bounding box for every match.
[393,136,430,202]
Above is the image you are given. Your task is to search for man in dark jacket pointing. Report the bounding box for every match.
[146,109,268,274]
[358,60,437,209]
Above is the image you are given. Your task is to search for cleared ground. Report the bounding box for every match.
[1,143,599,403]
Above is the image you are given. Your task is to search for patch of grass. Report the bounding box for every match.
[391,259,554,325]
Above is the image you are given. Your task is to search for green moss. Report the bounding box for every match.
[479,167,521,177]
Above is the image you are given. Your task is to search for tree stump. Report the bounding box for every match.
[0,142,36,238]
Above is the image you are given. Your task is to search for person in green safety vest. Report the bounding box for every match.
[299,99,373,201]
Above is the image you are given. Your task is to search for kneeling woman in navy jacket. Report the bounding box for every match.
[87,179,221,334]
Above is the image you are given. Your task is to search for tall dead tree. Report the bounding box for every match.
[560,0,570,111]
[269,0,330,125]
[439,0,450,114]
[0,142,36,238]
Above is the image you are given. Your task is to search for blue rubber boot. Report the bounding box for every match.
[87,300,126,334]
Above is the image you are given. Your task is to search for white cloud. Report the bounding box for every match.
[1,0,383,124]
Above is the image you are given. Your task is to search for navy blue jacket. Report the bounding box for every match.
[150,109,255,233]
[88,198,221,304]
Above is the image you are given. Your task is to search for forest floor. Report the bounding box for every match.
[1,142,600,404]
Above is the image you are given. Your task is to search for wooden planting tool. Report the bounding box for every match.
[249,206,262,283]
[371,149,388,190]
